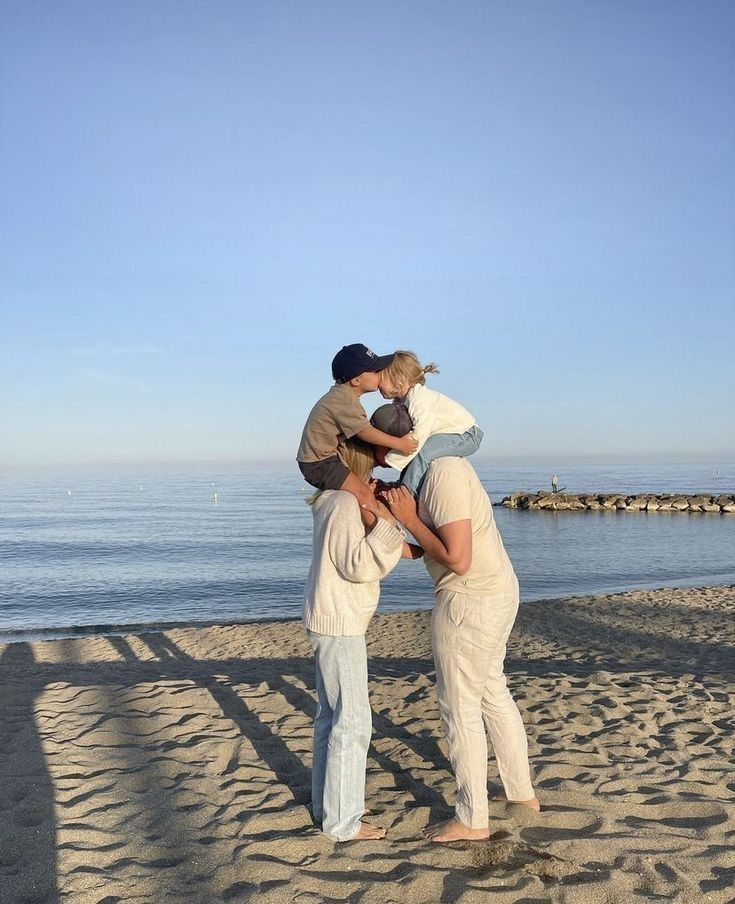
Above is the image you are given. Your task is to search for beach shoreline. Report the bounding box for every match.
[2,579,734,645]
[1,584,733,902]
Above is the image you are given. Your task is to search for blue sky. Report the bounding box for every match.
[1,0,733,466]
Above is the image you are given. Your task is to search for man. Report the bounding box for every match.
[368,404,539,843]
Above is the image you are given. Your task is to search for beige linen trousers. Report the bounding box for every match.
[431,575,535,829]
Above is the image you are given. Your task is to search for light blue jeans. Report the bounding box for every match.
[402,425,484,496]
[307,631,372,841]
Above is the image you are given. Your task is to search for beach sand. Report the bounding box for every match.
[1,585,733,903]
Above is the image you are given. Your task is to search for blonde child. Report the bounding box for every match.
[376,350,483,496]
[297,343,418,511]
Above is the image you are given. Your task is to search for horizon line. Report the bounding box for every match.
[2,452,734,472]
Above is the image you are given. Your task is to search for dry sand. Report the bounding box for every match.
[1,585,733,904]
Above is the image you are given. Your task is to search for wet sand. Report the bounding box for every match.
[1,585,733,903]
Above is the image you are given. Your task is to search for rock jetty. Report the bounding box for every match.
[498,492,735,513]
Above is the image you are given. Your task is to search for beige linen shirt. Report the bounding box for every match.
[297,383,371,463]
[418,457,515,596]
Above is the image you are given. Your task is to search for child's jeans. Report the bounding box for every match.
[402,425,484,497]
[307,631,372,842]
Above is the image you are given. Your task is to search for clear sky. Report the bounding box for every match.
[2,0,733,467]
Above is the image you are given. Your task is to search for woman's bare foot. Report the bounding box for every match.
[422,818,489,843]
[351,820,386,840]
[492,793,541,812]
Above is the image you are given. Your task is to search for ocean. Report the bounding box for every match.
[1,462,734,640]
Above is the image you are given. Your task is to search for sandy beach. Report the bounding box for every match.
[1,584,733,904]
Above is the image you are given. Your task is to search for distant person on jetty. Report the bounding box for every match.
[377,350,483,497]
[370,403,539,842]
[303,437,420,842]
[297,343,418,511]
[551,472,558,493]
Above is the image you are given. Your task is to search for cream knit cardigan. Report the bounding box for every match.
[303,490,405,636]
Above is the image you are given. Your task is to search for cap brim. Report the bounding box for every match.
[368,352,395,372]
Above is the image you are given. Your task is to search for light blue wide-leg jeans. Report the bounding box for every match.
[307,631,372,841]
[402,425,484,496]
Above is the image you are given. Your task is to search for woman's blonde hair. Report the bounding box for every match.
[382,350,439,396]
[306,437,374,505]
[339,437,375,484]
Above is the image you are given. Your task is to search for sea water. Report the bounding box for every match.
[1,462,734,639]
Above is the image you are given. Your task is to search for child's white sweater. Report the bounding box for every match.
[385,383,476,471]
[303,490,405,636]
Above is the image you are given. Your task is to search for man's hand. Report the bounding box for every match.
[392,432,418,455]
[382,485,418,528]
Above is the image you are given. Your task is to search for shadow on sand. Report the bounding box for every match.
[0,596,731,902]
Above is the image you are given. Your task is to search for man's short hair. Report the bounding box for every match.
[370,403,413,438]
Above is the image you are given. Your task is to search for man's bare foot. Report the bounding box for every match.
[350,820,386,840]
[422,818,489,843]
[492,793,541,812]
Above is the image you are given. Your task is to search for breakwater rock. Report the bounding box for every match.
[498,492,735,513]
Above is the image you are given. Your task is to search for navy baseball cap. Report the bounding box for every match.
[332,344,395,383]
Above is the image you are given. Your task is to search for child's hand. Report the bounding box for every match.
[393,432,418,455]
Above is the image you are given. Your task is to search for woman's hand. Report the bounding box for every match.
[382,485,418,528]
[360,496,380,529]
[361,495,397,530]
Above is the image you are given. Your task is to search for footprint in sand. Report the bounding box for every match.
[625,803,729,832]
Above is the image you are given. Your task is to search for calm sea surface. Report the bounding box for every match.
[1,462,734,640]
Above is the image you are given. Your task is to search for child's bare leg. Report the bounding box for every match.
[340,471,376,508]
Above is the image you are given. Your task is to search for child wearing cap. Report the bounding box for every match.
[375,350,484,497]
[297,343,418,510]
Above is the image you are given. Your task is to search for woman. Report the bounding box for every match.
[303,437,419,841]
